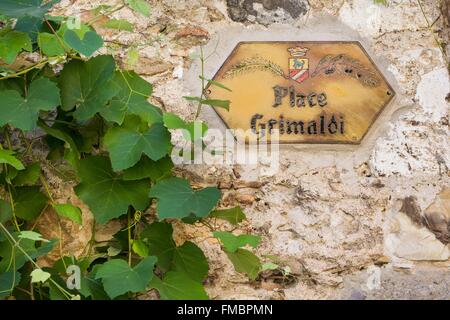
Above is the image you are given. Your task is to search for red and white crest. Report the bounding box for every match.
[288,47,309,83]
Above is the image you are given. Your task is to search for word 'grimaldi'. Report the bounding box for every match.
[250,85,344,137]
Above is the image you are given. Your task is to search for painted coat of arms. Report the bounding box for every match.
[222,44,379,87]
[287,47,309,83]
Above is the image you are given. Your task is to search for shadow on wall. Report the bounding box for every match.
[400,191,450,245]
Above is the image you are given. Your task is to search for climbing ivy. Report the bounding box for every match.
[0,0,263,300]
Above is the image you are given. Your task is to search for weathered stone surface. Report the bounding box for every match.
[174,25,210,47]
[129,57,173,76]
[45,0,449,299]
[439,0,449,73]
[226,0,309,25]
[338,265,450,300]
[386,211,449,261]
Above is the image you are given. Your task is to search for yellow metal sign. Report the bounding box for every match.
[207,41,395,144]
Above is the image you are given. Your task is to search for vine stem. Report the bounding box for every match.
[417,0,449,69]
[0,222,74,300]
[200,219,214,232]
[18,132,48,235]
[19,131,35,159]
[2,128,21,232]
[40,175,55,203]
[128,211,132,266]
[30,282,35,300]
[86,220,96,257]
[86,4,125,26]
[0,59,50,81]
[3,126,12,150]
[6,184,20,232]
[195,46,206,119]
[44,19,70,54]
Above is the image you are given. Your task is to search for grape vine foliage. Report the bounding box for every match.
[0,0,265,300]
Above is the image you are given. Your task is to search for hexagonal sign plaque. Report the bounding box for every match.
[207,41,395,144]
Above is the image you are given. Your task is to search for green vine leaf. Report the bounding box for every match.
[79,265,110,300]
[184,121,208,142]
[59,55,116,121]
[0,8,266,300]
[184,96,230,111]
[131,240,149,257]
[74,156,151,224]
[0,149,25,170]
[126,48,139,68]
[163,113,208,141]
[122,156,173,181]
[57,21,91,39]
[12,162,40,186]
[0,31,32,64]
[0,235,57,272]
[261,262,279,271]
[149,177,221,219]
[90,4,113,15]
[0,0,60,19]
[125,0,151,17]
[225,248,261,280]
[163,112,186,129]
[13,186,48,220]
[32,239,58,259]
[14,16,43,42]
[209,206,246,225]
[76,116,103,153]
[18,230,48,242]
[52,256,85,274]
[64,29,103,57]
[141,222,208,281]
[1,166,18,184]
[199,76,232,92]
[30,268,51,283]
[104,121,171,171]
[95,256,157,299]
[0,271,21,298]
[103,19,134,32]
[0,78,60,131]
[38,121,81,164]
[100,71,162,125]
[0,77,22,92]
[0,199,12,224]
[373,0,388,6]
[140,221,175,270]
[53,203,82,225]
[213,231,261,253]
[171,241,209,282]
[37,32,65,56]
[149,271,208,300]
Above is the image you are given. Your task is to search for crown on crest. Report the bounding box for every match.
[287,47,308,57]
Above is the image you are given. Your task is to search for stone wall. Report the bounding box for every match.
[50,0,449,299]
